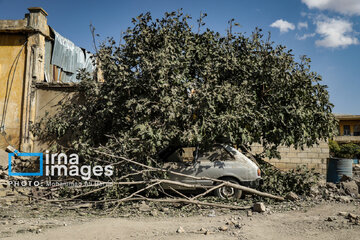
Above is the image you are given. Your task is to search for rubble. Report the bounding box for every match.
[341,180,358,197]
[347,213,358,220]
[176,226,185,233]
[138,201,151,212]
[325,216,337,221]
[309,172,360,203]
[338,196,352,203]
[285,192,299,201]
[219,225,228,231]
[247,210,252,217]
[199,227,207,233]
[207,210,216,217]
[338,212,348,216]
[253,202,266,213]
[326,182,337,190]
[327,212,360,226]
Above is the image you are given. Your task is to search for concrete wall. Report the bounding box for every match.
[33,85,77,152]
[0,33,27,149]
[0,7,50,152]
[251,142,329,174]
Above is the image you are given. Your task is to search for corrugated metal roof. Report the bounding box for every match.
[48,28,95,82]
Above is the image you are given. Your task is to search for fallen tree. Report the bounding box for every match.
[12,151,284,209]
[93,150,285,201]
[33,10,336,202]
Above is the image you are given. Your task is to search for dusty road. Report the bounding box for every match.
[1,201,359,240]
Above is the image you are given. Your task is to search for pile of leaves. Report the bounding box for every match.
[257,160,320,196]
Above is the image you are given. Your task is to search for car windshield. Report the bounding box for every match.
[163,147,195,163]
[198,145,233,161]
[222,145,238,155]
[161,145,240,163]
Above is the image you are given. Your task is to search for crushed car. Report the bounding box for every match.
[158,144,261,199]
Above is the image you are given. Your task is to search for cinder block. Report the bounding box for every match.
[319,153,330,158]
[274,162,287,170]
[308,163,318,169]
[290,149,301,154]
[268,158,280,163]
[279,147,290,153]
[267,159,278,165]
[289,158,301,163]
[313,147,321,153]
[298,152,308,158]
[307,153,318,158]
[287,163,299,169]
[311,159,321,164]
[300,158,312,164]
[321,148,330,153]
[319,141,329,147]
[302,147,312,153]
[285,152,297,158]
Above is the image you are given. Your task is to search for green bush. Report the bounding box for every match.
[258,160,320,196]
[329,140,360,159]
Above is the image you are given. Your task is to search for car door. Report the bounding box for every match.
[193,145,236,185]
[163,147,199,185]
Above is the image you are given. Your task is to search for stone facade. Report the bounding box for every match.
[251,142,329,174]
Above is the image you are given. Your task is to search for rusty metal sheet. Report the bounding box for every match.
[49,29,95,82]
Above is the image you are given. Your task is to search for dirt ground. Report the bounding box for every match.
[0,201,359,240]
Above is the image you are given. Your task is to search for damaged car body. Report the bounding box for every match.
[159,144,262,199]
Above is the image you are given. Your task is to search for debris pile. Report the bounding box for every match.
[310,175,360,202]
[325,212,360,226]
[353,164,360,181]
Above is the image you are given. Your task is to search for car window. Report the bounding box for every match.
[198,145,233,161]
[165,148,183,162]
[164,147,196,163]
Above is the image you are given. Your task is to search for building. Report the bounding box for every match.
[0,7,96,153]
[334,114,360,143]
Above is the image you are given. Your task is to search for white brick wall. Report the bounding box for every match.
[251,142,329,174]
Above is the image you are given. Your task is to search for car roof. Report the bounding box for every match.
[157,144,231,160]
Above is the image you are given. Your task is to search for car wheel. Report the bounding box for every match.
[214,177,242,199]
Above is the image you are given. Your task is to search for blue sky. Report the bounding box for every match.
[1,0,359,114]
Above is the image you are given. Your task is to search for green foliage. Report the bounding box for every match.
[34,10,337,198]
[258,160,320,196]
[329,140,360,159]
[328,139,340,154]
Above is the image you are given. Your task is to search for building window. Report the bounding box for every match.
[343,125,351,136]
[354,125,360,136]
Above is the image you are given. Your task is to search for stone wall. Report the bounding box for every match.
[251,142,329,174]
